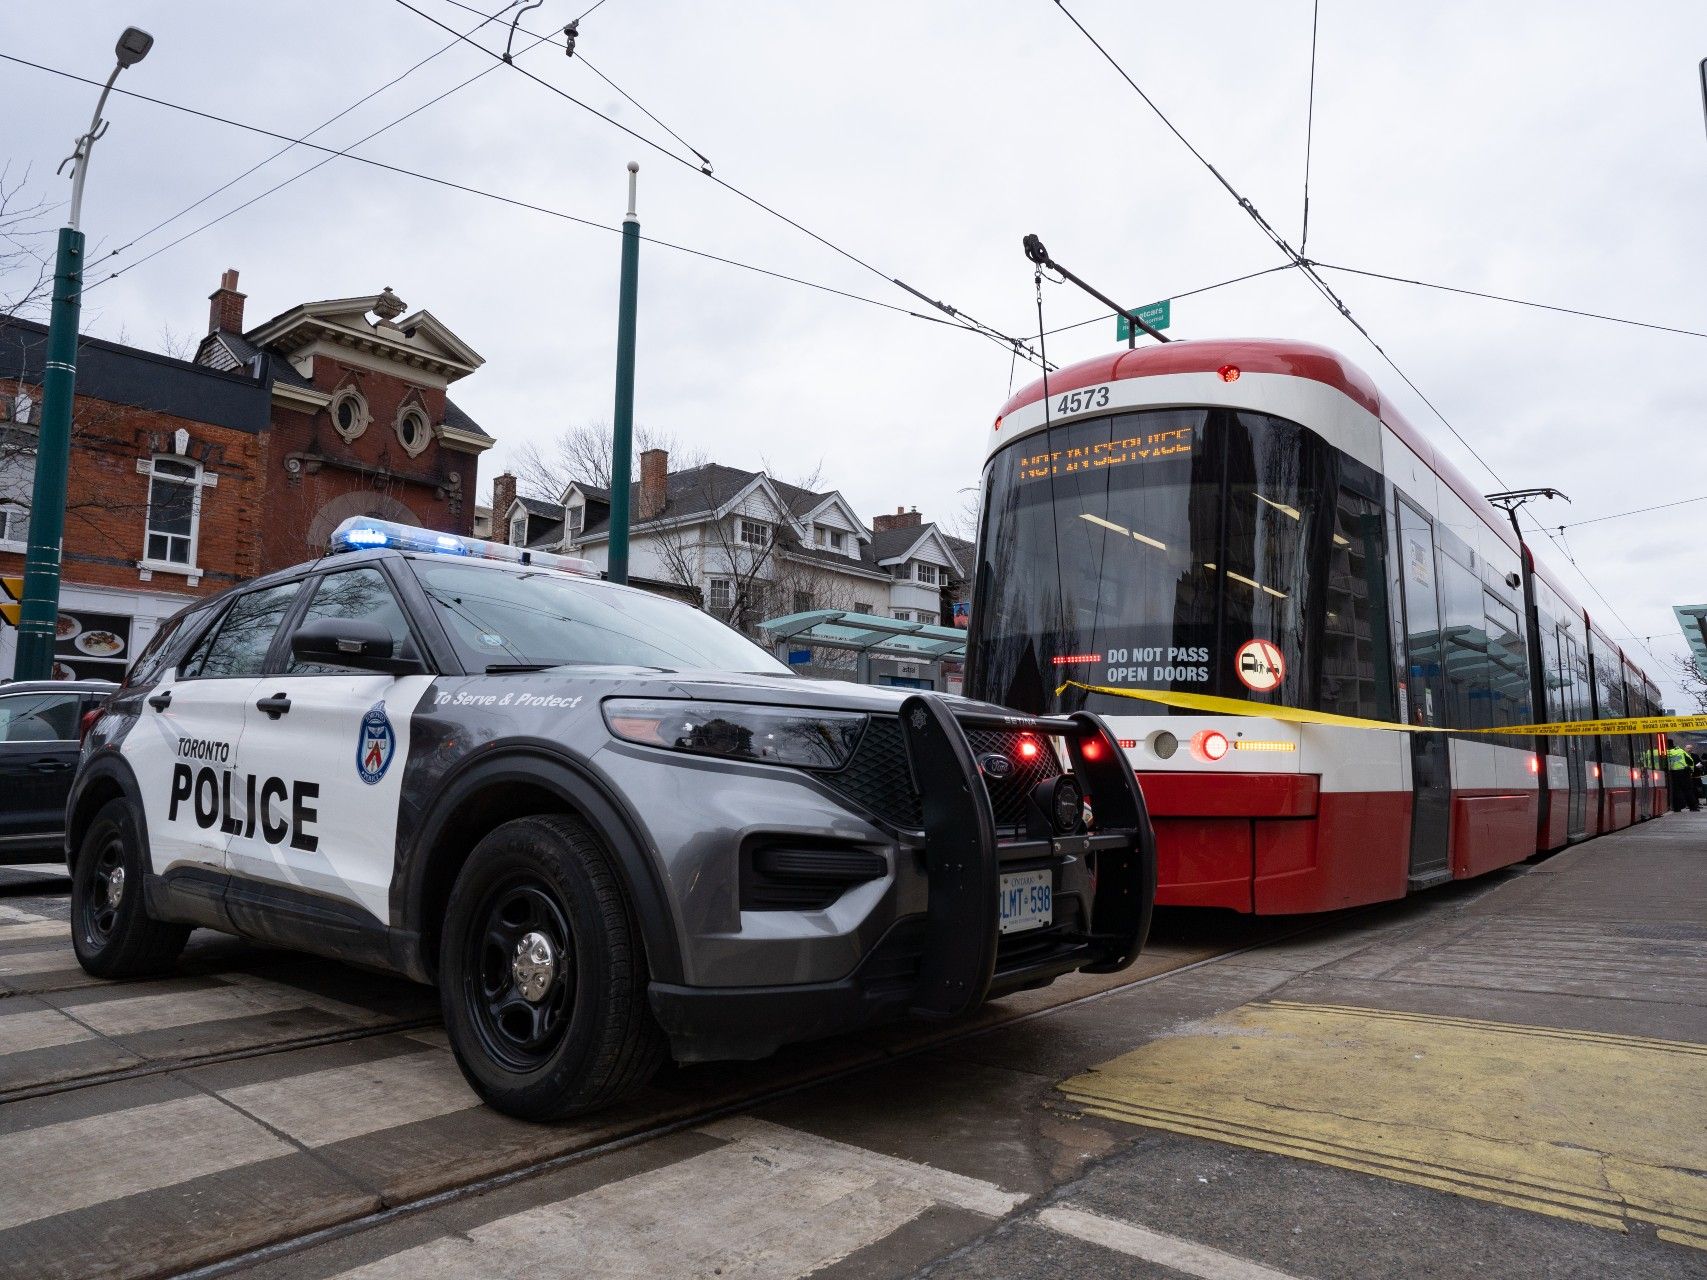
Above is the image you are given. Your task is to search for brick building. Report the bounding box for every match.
[0,271,493,680]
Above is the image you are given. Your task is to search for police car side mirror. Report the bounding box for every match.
[290,617,420,675]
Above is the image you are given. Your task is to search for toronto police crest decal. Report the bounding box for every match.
[357,701,396,786]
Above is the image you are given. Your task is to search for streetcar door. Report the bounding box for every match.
[1560,629,1589,840]
[1396,500,1452,885]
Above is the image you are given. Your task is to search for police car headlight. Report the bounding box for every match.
[602,700,867,770]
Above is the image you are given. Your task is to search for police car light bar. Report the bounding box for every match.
[328,517,598,576]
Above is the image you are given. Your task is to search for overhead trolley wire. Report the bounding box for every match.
[1300,0,1320,255]
[1040,264,1296,338]
[99,0,525,271]
[1308,262,1707,342]
[1049,0,1672,674]
[95,20,564,291]
[0,53,957,330]
[391,0,1051,368]
[1049,0,1506,487]
[1556,492,1707,532]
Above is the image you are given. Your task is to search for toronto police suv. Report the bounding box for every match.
[67,518,1155,1120]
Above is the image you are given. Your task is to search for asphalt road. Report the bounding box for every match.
[1,819,1702,1280]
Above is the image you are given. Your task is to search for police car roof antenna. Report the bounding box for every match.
[1485,487,1570,544]
[1022,234,1171,345]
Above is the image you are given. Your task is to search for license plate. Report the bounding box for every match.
[998,869,1053,935]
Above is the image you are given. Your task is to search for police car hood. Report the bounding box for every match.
[604,667,1010,718]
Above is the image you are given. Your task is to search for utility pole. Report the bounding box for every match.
[606,161,641,585]
[13,27,153,680]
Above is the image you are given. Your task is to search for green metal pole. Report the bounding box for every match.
[12,227,84,680]
[607,161,641,586]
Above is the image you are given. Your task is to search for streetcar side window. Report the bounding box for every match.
[1438,549,1487,731]
[1321,490,1386,720]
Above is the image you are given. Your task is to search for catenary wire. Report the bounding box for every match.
[1040,263,1296,337]
[1556,492,1707,531]
[428,0,712,170]
[1309,261,1707,342]
[1049,0,1508,487]
[1301,0,1319,255]
[0,53,967,331]
[94,23,563,291]
[389,0,1050,367]
[1050,0,1672,674]
[100,1,523,266]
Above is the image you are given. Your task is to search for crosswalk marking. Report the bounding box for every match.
[0,1094,294,1231]
[0,922,74,943]
[0,950,80,977]
[1038,1206,1305,1280]
[54,976,381,1037]
[220,1050,479,1146]
[0,1007,97,1055]
[329,1119,1024,1280]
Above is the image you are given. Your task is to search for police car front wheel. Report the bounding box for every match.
[71,798,190,979]
[438,814,665,1121]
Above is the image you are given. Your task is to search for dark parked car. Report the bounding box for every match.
[0,679,117,863]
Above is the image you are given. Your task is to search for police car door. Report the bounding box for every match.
[227,563,434,925]
[126,581,304,880]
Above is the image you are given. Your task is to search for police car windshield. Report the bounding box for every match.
[412,560,792,675]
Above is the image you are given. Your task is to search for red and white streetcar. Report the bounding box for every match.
[966,338,1667,914]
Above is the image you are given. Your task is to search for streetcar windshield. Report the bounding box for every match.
[970,407,1362,717]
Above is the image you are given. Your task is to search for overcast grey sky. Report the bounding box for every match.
[5,0,1706,701]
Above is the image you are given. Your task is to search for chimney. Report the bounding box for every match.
[492,472,518,542]
[871,504,923,533]
[638,448,668,520]
[207,268,246,335]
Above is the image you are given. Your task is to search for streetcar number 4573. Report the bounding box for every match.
[1055,386,1110,416]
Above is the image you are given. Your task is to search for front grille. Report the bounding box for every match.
[819,716,1065,832]
[821,716,923,828]
[966,728,1063,828]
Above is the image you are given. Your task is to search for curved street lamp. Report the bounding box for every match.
[13,28,153,680]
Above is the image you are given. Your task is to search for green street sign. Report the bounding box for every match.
[1116,299,1171,340]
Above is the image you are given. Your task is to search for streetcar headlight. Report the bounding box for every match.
[603,699,866,770]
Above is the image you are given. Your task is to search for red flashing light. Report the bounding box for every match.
[1528,755,1540,775]
[1081,737,1105,762]
[1218,364,1241,383]
[1016,737,1042,762]
[993,415,1003,432]
[1191,729,1230,762]
[1591,763,1601,779]
[1051,653,1104,666]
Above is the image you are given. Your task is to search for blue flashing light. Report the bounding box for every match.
[328,517,597,576]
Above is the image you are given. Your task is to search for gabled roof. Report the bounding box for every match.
[779,543,893,581]
[576,462,818,542]
[797,490,871,542]
[510,495,563,520]
[870,522,966,578]
[241,294,484,381]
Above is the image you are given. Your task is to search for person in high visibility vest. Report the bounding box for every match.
[1666,745,1698,812]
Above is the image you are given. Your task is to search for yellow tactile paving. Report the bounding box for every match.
[1059,1000,1707,1247]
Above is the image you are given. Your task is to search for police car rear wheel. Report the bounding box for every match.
[440,814,665,1120]
[71,798,190,979]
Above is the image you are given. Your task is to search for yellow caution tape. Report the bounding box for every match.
[1054,681,1706,738]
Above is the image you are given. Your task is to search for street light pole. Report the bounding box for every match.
[12,27,152,681]
[607,161,640,586]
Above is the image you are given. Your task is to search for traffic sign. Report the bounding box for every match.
[0,576,22,627]
[1116,299,1170,340]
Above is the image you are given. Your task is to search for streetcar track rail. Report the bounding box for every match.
[171,916,1342,1280]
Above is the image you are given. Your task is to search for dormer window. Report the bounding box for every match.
[566,504,585,534]
[817,527,845,552]
[510,512,527,547]
[329,388,370,442]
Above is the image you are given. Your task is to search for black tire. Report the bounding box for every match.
[439,813,666,1121]
[71,798,190,979]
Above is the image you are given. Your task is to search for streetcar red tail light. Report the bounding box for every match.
[1528,755,1540,775]
[1190,729,1230,762]
[1591,763,1601,779]
[1081,737,1104,762]
[1016,736,1042,762]
[1218,364,1241,382]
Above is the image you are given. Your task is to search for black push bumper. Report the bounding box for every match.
[649,694,1157,1062]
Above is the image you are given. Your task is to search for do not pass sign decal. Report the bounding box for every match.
[1235,638,1285,692]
